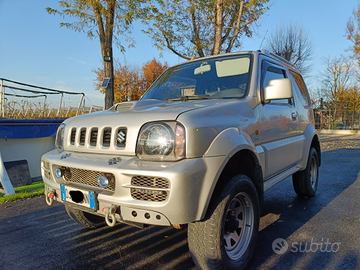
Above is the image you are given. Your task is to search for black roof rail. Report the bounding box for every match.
[258,49,297,70]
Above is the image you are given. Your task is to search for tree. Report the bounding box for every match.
[47,0,138,109]
[143,0,269,60]
[94,62,141,103]
[93,59,168,102]
[346,4,360,80]
[265,23,313,74]
[321,56,357,111]
[142,59,168,90]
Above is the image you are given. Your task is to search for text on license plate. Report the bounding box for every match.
[61,185,96,210]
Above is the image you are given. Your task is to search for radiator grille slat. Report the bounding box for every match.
[90,128,98,146]
[103,128,112,147]
[79,128,86,146]
[70,128,76,145]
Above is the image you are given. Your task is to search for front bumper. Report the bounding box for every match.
[41,150,226,226]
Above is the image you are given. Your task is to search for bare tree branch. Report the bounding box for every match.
[265,23,313,74]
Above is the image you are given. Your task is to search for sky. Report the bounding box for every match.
[0,0,359,108]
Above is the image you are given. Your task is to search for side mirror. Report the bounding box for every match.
[264,78,293,103]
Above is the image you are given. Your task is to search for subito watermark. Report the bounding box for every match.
[272,238,341,255]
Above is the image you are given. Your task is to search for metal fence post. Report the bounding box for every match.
[0,79,4,118]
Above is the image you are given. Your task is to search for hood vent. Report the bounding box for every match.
[116,102,134,112]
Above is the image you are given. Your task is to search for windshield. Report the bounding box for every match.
[141,54,252,101]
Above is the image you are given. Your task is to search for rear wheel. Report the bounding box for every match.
[65,205,105,229]
[292,147,319,197]
[188,174,260,270]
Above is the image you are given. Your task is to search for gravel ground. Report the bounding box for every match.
[319,133,360,151]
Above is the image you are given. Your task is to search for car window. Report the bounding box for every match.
[262,65,291,105]
[141,54,253,101]
[289,70,311,106]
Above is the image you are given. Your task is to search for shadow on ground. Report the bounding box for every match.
[0,147,359,270]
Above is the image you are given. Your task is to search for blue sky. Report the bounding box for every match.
[0,0,358,108]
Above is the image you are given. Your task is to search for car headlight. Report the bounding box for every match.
[55,123,66,152]
[136,122,185,161]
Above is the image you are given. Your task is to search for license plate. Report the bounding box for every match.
[61,185,96,210]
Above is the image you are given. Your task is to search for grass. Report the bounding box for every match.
[0,181,44,203]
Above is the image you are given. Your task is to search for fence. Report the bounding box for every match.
[314,109,360,130]
[0,78,86,118]
[2,104,103,119]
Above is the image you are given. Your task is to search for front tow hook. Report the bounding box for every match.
[102,206,116,227]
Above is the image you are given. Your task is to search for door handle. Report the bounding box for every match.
[291,112,298,120]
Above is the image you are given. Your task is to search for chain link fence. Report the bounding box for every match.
[314,109,360,130]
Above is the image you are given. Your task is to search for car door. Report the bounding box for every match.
[259,61,303,179]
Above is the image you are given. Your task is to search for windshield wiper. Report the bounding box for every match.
[166,95,219,102]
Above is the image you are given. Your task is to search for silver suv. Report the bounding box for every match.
[42,50,321,270]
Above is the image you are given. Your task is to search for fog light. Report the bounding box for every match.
[54,167,63,178]
[97,175,109,189]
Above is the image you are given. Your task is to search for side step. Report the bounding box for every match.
[263,166,300,192]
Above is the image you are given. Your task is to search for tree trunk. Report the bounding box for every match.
[213,0,223,55]
[103,46,114,110]
[93,0,115,110]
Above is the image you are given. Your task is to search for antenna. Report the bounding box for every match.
[259,30,268,50]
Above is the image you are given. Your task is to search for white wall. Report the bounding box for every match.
[0,136,55,179]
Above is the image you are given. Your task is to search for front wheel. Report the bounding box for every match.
[292,147,319,197]
[65,205,105,229]
[188,174,260,270]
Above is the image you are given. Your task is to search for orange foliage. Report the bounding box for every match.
[94,59,168,103]
[142,59,168,90]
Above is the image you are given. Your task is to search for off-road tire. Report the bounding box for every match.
[292,147,319,197]
[188,174,260,270]
[65,205,105,229]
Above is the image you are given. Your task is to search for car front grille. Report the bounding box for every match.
[131,175,170,189]
[68,126,127,148]
[130,176,169,202]
[62,167,115,191]
[131,188,168,202]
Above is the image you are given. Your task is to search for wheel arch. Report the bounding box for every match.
[199,128,264,220]
[201,148,264,220]
[217,149,264,211]
[311,134,321,167]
